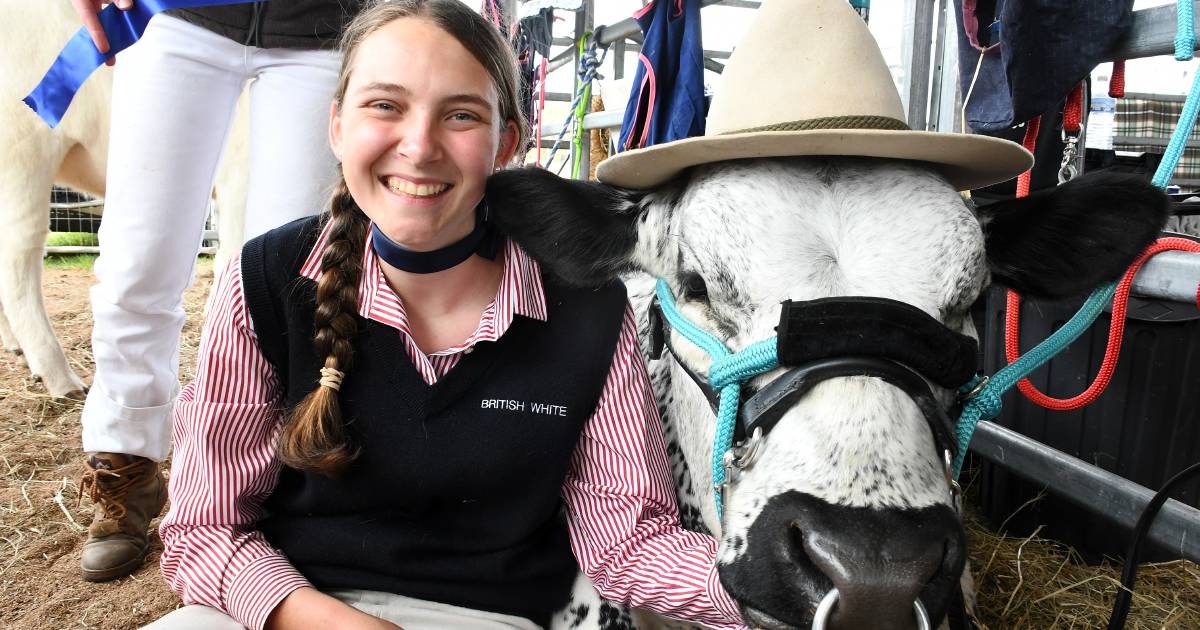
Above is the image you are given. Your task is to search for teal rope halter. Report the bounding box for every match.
[952,282,1117,477]
[1174,0,1196,62]
[655,275,1115,512]
[655,279,779,515]
[657,276,1116,498]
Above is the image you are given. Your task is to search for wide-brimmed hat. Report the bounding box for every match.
[596,0,1033,190]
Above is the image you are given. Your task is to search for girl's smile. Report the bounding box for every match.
[379,175,453,208]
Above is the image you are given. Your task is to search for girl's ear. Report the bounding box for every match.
[494,120,520,169]
[328,100,343,162]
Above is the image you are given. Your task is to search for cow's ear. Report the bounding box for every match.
[977,172,1169,298]
[487,167,645,287]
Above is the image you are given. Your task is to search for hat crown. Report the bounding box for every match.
[706,0,906,135]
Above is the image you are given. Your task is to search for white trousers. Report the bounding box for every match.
[141,589,543,630]
[82,15,341,461]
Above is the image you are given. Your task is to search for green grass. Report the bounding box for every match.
[43,253,215,271]
[42,232,216,271]
[45,232,99,247]
[43,254,98,270]
[44,232,99,270]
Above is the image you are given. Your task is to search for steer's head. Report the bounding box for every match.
[488,158,1167,629]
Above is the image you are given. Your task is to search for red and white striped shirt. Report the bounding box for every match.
[159,220,746,630]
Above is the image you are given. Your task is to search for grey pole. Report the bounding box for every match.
[904,0,935,130]
[970,421,1200,564]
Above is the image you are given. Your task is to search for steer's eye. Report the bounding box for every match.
[680,272,709,302]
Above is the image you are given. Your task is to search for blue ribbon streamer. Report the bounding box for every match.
[23,0,266,128]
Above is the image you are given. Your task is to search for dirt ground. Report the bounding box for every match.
[0,264,1196,629]
[0,263,209,630]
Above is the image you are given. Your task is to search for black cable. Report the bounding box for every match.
[1107,461,1200,629]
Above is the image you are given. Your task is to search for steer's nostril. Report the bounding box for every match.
[786,522,811,568]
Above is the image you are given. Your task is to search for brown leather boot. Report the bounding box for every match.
[78,452,167,582]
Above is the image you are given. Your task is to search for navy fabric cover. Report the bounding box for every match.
[618,0,706,150]
[954,0,1134,133]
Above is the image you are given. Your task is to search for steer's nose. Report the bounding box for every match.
[798,522,943,629]
[720,491,965,630]
[781,493,965,630]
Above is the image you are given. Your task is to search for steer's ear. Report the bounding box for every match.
[977,171,1170,298]
[487,167,645,287]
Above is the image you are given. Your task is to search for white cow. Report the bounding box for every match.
[0,2,246,398]
[490,161,1168,630]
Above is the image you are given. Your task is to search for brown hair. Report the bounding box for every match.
[277,0,527,476]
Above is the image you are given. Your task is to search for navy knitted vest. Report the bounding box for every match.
[240,216,627,626]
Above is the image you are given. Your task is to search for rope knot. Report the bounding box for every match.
[578,45,604,82]
[319,367,345,391]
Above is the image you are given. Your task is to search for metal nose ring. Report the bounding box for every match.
[810,588,931,630]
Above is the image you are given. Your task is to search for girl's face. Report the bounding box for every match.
[330,17,517,251]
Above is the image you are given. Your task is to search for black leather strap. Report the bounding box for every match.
[738,356,957,458]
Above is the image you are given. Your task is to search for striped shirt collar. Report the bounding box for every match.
[298,217,548,352]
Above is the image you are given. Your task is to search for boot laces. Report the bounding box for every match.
[79,460,147,521]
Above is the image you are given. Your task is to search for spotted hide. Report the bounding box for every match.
[489,158,1168,630]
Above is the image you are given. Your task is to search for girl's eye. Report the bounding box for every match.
[369,101,397,112]
[450,111,481,122]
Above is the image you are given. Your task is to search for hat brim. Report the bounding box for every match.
[596,129,1034,191]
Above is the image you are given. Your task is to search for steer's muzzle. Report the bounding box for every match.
[720,491,965,630]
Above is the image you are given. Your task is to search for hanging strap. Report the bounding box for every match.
[1015,116,1040,197]
[1151,72,1200,189]
[1063,82,1085,134]
[1110,60,1127,98]
[1176,0,1196,60]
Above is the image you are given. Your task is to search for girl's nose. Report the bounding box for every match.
[395,116,442,164]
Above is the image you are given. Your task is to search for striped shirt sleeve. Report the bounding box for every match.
[561,304,747,630]
[158,256,311,630]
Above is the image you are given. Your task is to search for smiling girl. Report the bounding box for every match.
[146,2,747,630]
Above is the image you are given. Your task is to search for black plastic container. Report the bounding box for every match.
[976,272,1200,563]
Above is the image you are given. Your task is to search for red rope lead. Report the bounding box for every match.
[1016,116,1041,197]
[1110,60,1126,98]
[1063,82,1085,134]
[1006,237,1200,411]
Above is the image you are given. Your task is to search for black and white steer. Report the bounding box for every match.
[487,158,1168,630]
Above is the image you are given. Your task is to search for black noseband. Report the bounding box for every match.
[739,356,957,458]
[647,294,976,457]
[775,296,978,389]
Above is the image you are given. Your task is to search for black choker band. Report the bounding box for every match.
[370,202,500,274]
